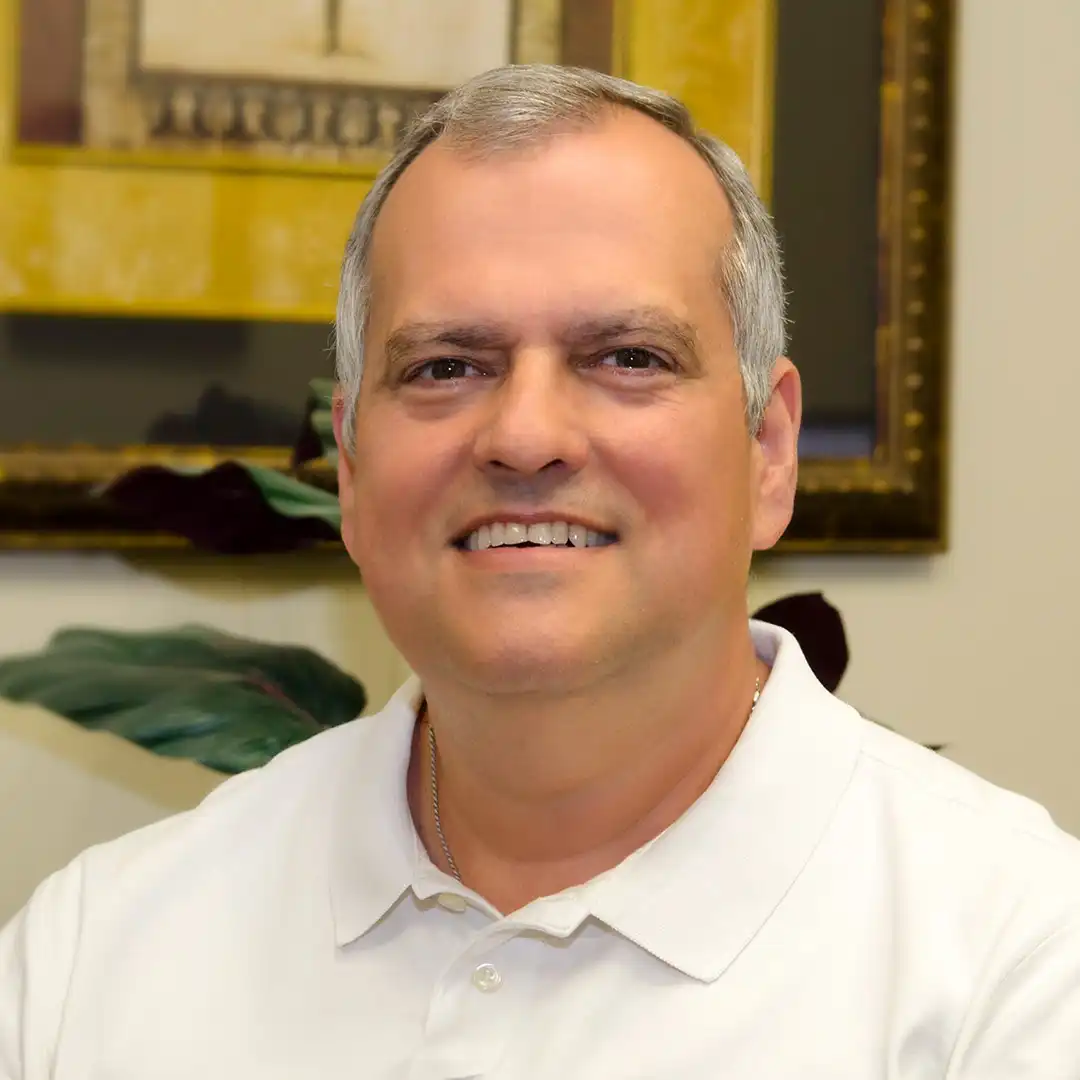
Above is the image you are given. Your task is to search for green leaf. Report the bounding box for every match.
[239,466,341,526]
[0,625,367,774]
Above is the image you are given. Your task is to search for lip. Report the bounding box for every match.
[453,542,616,570]
[450,511,619,546]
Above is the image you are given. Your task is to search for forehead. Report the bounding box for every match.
[367,111,734,326]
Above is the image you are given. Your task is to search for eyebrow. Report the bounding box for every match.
[381,306,702,374]
[382,321,516,373]
[560,308,701,362]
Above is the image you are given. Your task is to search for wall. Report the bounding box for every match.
[749,0,1080,824]
[0,553,411,919]
[2,0,1078,922]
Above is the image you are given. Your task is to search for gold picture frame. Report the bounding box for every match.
[14,0,563,176]
[784,0,952,551]
[0,0,951,552]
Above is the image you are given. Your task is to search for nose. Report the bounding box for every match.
[472,350,589,480]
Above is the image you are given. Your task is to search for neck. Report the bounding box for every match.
[407,622,765,914]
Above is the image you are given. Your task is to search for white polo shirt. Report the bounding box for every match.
[3,622,1080,1079]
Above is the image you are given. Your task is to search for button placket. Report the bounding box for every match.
[470,962,502,993]
[418,935,527,1078]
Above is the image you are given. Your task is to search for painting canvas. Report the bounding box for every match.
[1,0,950,552]
[15,0,563,171]
[136,0,513,89]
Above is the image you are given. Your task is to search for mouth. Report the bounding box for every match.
[452,520,619,552]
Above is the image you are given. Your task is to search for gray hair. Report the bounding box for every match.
[335,64,786,449]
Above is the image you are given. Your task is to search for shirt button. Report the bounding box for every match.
[437,893,468,913]
[471,962,502,993]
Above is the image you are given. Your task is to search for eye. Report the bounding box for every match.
[596,347,671,372]
[406,357,484,382]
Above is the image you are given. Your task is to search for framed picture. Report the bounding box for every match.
[774,0,952,550]
[0,0,951,552]
[14,0,571,174]
[0,0,611,321]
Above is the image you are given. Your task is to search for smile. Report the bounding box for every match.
[454,520,619,551]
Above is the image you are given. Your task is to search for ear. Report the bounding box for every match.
[750,358,802,551]
[332,388,358,559]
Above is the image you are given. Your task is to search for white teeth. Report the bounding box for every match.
[503,523,528,546]
[460,520,615,550]
[527,523,553,545]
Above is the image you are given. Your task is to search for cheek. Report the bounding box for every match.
[608,415,753,558]
[347,416,459,562]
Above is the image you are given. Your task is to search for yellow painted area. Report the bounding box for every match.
[0,0,368,320]
[617,0,776,197]
[0,0,775,320]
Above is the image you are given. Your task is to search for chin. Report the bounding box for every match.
[439,627,615,696]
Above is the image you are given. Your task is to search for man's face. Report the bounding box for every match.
[336,110,799,693]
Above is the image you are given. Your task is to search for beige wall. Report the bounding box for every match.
[0,554,413,919]
[2,0,1078,922]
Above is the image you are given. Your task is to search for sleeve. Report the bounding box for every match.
[0,860,85,1080]
[946,916,1080,1079]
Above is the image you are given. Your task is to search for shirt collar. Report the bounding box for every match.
[327,677,425,946]
[585,621,864,981]
[328,621,864,972]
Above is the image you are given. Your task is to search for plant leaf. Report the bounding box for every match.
[99,461,341,554]
[0,625,367,773]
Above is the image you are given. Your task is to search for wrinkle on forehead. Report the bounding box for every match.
[364,110,737,382]
[382,306,700,362]
[371,108,734,271]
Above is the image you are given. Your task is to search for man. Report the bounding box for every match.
[2,64,1079,1078]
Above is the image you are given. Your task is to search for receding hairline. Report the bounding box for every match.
[392,98,729,200]
[367,101,737,292]
[430,94,682,153]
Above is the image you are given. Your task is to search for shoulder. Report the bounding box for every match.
[788,690,1080,1033]
[756,618,1080,913]
[837,704,1080,935]
[6,709,376,911]
[853,711,1075,852]
[76,712,377,891]
[0,714,377,1069]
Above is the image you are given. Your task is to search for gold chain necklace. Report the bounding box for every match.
[426,677,762,884]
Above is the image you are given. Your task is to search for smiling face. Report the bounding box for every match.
[335,109,799,695]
